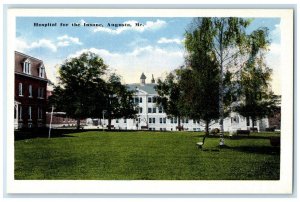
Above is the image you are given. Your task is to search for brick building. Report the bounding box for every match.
[14,51,48,129]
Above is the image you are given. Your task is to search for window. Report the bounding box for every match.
[29,85,32,97]
[19,83,23,96]
[19,105,22,120]
[149,118,155,124]
[153,97,157,103]
[170,118,173,124]
[148,108,152,113]
[159,107,163,113]
[174,118,177,124]
[139,97,142,103]
[23,59,31,74]
[28,106,32,120]
[246,117,250,126]
[139,107,143,113]
[39,65,45,78]
[163,118,166,124]
[160,118,162,124]
[186,119,189,123]
[134,97,139,103]
[116,119,119,123]
[38,87,44,98]
[148,97,152,103]
[124,119,127,123]
[152,107,156,113]
[38,107,43,119]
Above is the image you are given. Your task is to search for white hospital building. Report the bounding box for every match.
[90,73,269,132]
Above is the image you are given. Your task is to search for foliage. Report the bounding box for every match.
[48,52,108,129]
[182,17,220,135]
[188,17,252,136]
[155,71,183,130]
[104,73,137,130]
[49,52,137,130]
[235,28,281,127]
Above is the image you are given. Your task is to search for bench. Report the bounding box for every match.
[196,142,204,149]
[236,130,250,136]
[250,127,258,132]
[176,126,184,131]
[141,126,148,130]
[106,125,115,129]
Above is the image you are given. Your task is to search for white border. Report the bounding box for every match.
[6,8,294,194]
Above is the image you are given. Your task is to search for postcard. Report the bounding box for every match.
[4,8,294,195]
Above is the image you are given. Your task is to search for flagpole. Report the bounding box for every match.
[48,106,54,138]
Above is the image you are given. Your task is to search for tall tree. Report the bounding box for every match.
[104,73,137,130]
[155,70,184,131]
[188,17,270,145]
[235,29,281,128]
[48,52,107,129]
[182,17,220,137]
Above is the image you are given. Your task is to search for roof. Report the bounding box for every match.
[127,83,157,95]
[15,51,47,80]
[140,73,146,79]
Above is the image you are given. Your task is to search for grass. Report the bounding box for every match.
[14,130,280,180]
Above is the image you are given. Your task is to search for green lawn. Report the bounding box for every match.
[15,131,280,180]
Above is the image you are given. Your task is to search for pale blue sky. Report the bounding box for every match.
[16,17,281,93]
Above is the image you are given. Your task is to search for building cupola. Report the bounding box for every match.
[140,73,146,85]
[151,74,155,84]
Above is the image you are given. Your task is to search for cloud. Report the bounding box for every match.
[157,37,183,45]
[57,35,82,47]
[93,20,166,34]
[67,46,184,84]
[79,19,86,26]
[266,42,281,95]
[16,38,57,52]
[16,35,82,52]
[270,23,281,43]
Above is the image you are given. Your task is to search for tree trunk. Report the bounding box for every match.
[202,120,210,145]
[218,23,225,145]
[108,117,112,131]
[76,118,81,130]
[178,116,181,131]
[252,117,256,130]
[205,120,209,136]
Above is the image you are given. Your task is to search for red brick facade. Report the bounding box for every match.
[14,51,48,128]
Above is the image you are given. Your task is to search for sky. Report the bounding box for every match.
[16,17,281,94]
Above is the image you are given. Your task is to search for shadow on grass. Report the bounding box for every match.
[222,145,280,155]
[229,135,275,140]
[14,128,151,141]
[14,128,87,141]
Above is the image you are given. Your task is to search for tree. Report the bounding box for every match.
[155,70,184,131]
[182,17,220,137]
[192,17,251,143]
[48,52,108,130]
[235,29,281,128]
[104,73,137,130]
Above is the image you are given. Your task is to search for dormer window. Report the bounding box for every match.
[23,59,31,74]
[39,65,45,78]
